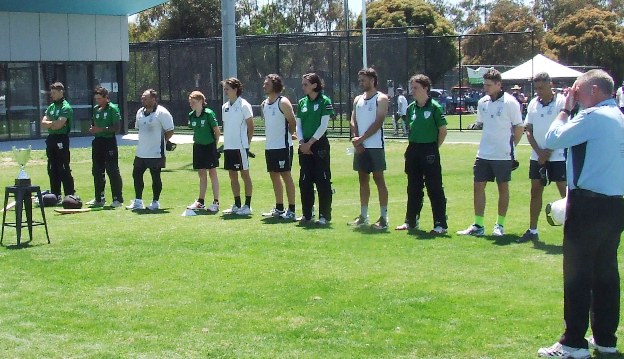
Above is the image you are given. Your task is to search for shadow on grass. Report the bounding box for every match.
[297,222,333,230]
[261,217,296,225]
[188,210,218,216]
[2,240,48,250]
[531,239,563,255]
[220,214,254,221]
[406,229,450,240]
[353,226,391,236]
[130,209,171,215]
[484,234,518,246]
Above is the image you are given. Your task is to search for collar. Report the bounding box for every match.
[415,97,432,109]
[53,98,65,106]
[97,102,110,111]
[490,90,504,102]
[538,93,555,106]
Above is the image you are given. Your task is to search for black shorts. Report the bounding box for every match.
[133,156,165,170]
[193,143,219,170]
[224,149,249,171]
[473,158,512,183]
[529,160,566,182]
[265,146,293,172]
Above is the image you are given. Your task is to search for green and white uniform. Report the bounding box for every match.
[44,98,75,196]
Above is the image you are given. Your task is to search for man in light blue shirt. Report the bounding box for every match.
[538,69,624,358]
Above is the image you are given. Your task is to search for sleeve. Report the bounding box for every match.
[508,99,523,126]
[159,108,175,132]
[476,100,484,124]
[322,97,335,117]
[209,110,219,128]
[295,117,304,140]
[524,99,535,125]
[312,115,330,140]
[434,103,447,127]
[111,105,121,124]
[135,109,142,130]
[59,104,73,118]
[545,110,595,149]
[242,101,253,120]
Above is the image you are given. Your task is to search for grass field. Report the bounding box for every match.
[0,139,620,358]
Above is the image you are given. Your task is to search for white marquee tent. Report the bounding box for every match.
[501,54,583,80]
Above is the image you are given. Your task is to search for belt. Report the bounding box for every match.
[569,189,623,199]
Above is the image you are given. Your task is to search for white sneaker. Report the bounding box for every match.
[262,208,284,217]
[207,202,219,213]
[492,223,504,236]
[126,199,144,210]
[236,205,252,216]
[147,200,160,211]
[538,342,590,358]
[349,215,369,227]
[86,199,106,207]
[281,209,297,221]
[222,205,240,215]
[187,201,205,210]
[430,226,448,234]
[316,216,329,226]
[395,223,413,231]
[457,224,485,236]
[111,200,123,208]
[587,336,617,354]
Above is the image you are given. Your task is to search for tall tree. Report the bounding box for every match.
[462,0,546,65]
[363,0,458,83]
[547,7,624,82]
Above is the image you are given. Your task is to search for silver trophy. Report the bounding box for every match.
[12,145,32,186]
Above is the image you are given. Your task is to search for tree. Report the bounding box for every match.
[533,0,622,31]
[547,7,624,82]
[462,0,546,66]
[363,0,458,83]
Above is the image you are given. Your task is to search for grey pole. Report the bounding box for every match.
[222,0,237,80]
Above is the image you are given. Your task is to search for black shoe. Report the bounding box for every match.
[516,230,539,243]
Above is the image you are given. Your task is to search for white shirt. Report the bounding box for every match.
[397,95,408,115]
[263,96,292,150]
[524,93,566,161]
[355,92,384,148]
[476,92,523,160]
[135,104,174,159]
[616,86,624,107]
[222,97,253,150]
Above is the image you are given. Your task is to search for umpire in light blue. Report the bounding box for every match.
[537,69,624,358]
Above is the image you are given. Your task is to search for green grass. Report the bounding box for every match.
[0,139,618,358]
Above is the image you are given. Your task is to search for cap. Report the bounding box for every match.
[511,85,522,90]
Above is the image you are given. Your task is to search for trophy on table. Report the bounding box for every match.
[12,146,32,187]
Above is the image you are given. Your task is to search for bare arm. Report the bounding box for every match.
[437,125,447,147]
[525,123,551,164]
[279,97,297,138]
[512,124,524,146]
[164,129,174,142]
[47,117,68,130]
[245,117,254,147]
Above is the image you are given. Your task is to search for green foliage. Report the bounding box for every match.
[462,0,546,66]
[363,0,458,83]
[547,7,624,83]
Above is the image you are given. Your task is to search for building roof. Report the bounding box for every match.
[0,0,169,16]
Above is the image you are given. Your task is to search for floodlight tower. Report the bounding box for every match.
[222,0,237,80]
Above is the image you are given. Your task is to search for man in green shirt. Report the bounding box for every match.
[87,86,123,207]
[41,82,75,199]
[296,73,335,225]
[395,74,448,234]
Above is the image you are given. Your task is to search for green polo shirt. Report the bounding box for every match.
[92,102,121,138]
[296,93,334,140]
[188,107,218,145]
[407,98,447,143]
[45,99,73,135]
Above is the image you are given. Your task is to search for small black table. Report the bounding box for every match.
[1,185,50,246]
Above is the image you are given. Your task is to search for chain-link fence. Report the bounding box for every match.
[128,28,535,136]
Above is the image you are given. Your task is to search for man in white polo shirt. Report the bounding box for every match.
[518,72,567,243]
[457,69,524,236]
[126,89,175,211]
[221,77,254,216]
